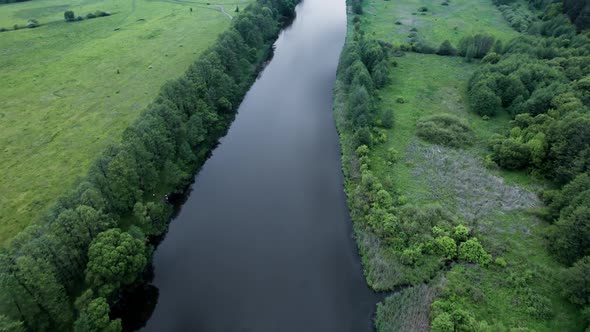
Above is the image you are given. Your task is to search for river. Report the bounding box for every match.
[140,0,379,330]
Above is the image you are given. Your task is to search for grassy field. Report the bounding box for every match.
[361,0,519,46]
[371,54,581,330]
[350,0,582,330]
[0,0,252,243]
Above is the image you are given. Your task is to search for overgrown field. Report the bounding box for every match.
[336,0,584,330]
[371,54,580,330]
[360,0,518,46]
[0,0,250,243]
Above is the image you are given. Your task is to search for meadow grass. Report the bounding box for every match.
[361,0,519,47]
[371,53,581,332]
[354,0,581,329]
[0,0,252,243]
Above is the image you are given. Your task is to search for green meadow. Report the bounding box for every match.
[0,0,251,243]
[351,0,582,329]
[361,0,519,46]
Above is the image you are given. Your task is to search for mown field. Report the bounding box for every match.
[0,0,251,243]
[344,0,582,330]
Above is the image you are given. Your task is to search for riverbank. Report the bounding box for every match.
[0,2,299,330]
[141,0,380,329]
[334,0,582,330]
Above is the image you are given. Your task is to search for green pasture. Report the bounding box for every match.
[0,0,251,243]
[361,0,519,47]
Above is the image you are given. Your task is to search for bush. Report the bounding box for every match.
[469,84,501,116]
[434,236,457,260]
[437,40,457,56]
[453,225,469,242]
[26,19,39,28]
[0,27,7,32]
[86,12,96,19]
[418,6,428,12]
[431,313,454,332]
[458,34,495,59]
[416,114,474,148]
[490,137,531,169]
[458,238,492,266]
[64,10,75,22]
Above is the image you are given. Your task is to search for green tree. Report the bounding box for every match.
[469,84,502,116]
[133,202,171,236]
[562,256,590,305]
[431,312,454,332]
[85,229,146,298]
[458,238,492,266]
[74,297,121,332]
[0,315,24,332]
[437,40,456,56]
[64,10,75,21]
[434,236,457,260]
[452,225,469,242]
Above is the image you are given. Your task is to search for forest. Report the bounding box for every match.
[0,0,297,330]
[335,0,590,330]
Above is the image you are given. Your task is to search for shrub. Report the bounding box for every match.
[437,40,457,56]
[86,12,97,19]
[469,84,501,116]
[435,236,457,260]
[490,137,531,169]
[481,52,501,64]
[418,6,428,12]
[458,238,492,266]
[416,114,474,148]
[431,313,454,332]
[0,27,7,32]
[458,34,495,59]
[26,19,39,28]
[64,10,75,22]
[94,10,110,17]
[413,41,437,54]
[453,224,469,242]
[494,257,507,267]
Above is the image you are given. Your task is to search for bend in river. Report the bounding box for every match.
[140,0,379,330]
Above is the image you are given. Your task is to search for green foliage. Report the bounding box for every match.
[437,40,457,56]
[64,10,75,22]
[0,2,296,329]
[431,312,454,332]
[133,201,172,236]
[469,84,501,116]
[416,114,474,148]
[85,229,147,298]
[453,224,469,242]
[25,18,39,28]
[0,315,24,332]
[490,136,531,169]
[562,256,590,305]
[74,297,121,332]
[434,236,457,260]
[458,238,492,266]
[458,34,496,59]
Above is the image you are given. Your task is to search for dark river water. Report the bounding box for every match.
[140,0,379,330]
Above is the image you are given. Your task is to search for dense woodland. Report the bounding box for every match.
[0,1,297,330]
[337,0,590,330]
